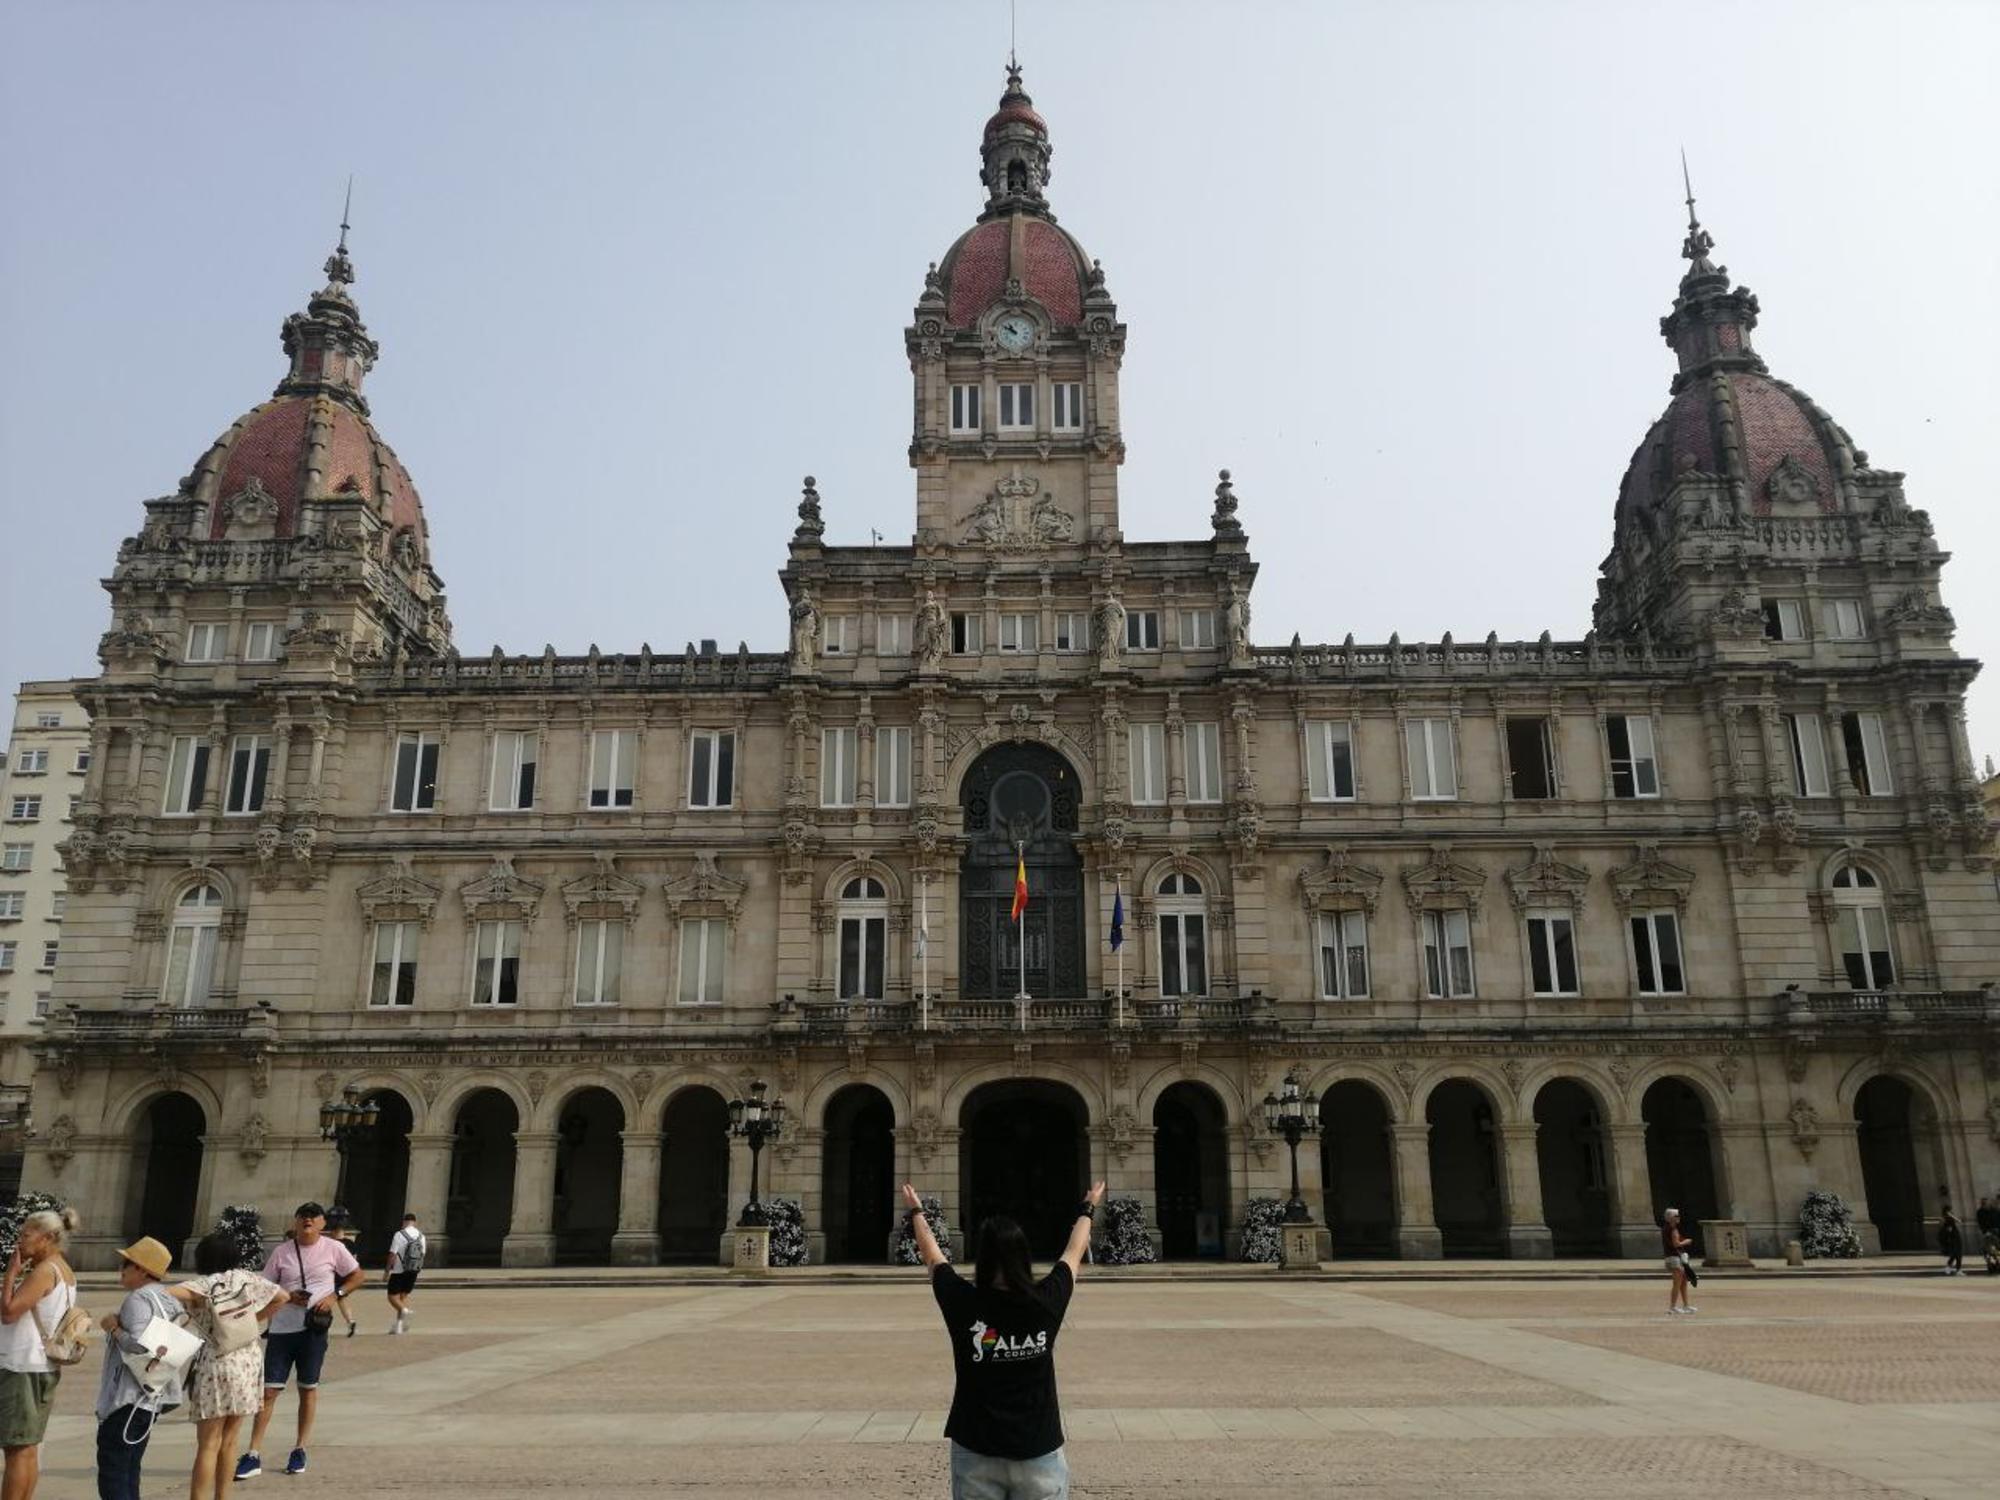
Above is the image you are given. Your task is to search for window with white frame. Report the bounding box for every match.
[997,382,1035,431]
[573,919,623,1005]
[838,876,888,1000]
[1305,721,1356,802]
[1129,722,1167,805]
[876,614,909,656]
[224,734,271,815]
[391,732,440,812]
[72,749,91,774]
[162,735,211,816]
[64,795,77,820]
[1179,610,1216,649]
[34,712,60,729]
[821,727,858,808]
[0,893,21,920]
[1606,714,1660,798]
[1629,910,1685,995]
[1831,862,1894,989]
[949,383,982,433]
[1526,910,1580,996]
[490,731,538,811]
[588,729,636,809]
[162,883,222,1006]
[469,919,521,1005]
[1784,712,1831,797]
[1051,381,1083,430]
[184,622,226,662]
[1187,722,1223,804]
[1053,612,1091,653]
[1763,598,1806,641]
[7,796,39,821]
[1125,611,1161,651]
[1157,872,1208,997]
[31,994,48,1021]
[1316,910,1369,998]
[1824,598,1867,640]
[1505,717,1557,800]
[1,844,30,872]
[369,921,418,1007]
[688,730,735,808]
[1406,718,1458,800]
[1839,712,1895,797]
[876,725,912,808]
[49,894,64,920]
[37,940,57,971]
[821,616,853,655]
[1421,909,1475,997]
[997,612,1038,652]
[951,612,983,654]
[243,621,280,661]
[678,917,727,1004]
[14,750,47,774]
[0,943,13,972]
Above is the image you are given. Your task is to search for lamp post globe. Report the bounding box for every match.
[1264,1072,1321,1224]
[728,1079,787,1227]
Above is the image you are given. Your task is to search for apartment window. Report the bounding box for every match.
[1526,912,1580,996]
[1305,721,1356,802]
[877,614,909,656]
[574,919,623,1006]
[821,616,853,655]
[1,845,29,872]
[997,613,1038,652]
[243,621,280,661]
[1129,723,1167,805]
[1784,713,1831,798]
[1630,910,1685,995]
[951,612,983,654]
[14,750,47,775]
[1157,873,1208,998]
[1407,718,1458,800]
[838,876,888,1000]
[876,725,912,809]
[32,994,49,1021]
[688,730,735,808]
[37,940,58,972]
[1762,598,1806,642]
[159,732,210,815]
[64,795,78,820]
[0,943,13,972]
[1506,717,1556,800]
[1831,862,1894,989]
[678,917,727,1004]
[1824,599,1866,640]
[7,797,38,822]
[1125,611,1160,651]
[1179,610,1217,649]
[1317,911,1369,999]
[588,729,636,809]
[369,922,418,1008]
[1187,722,1223,804]
[0,893,21,920]
[1606,715,1659,799]
[490,731,538,811]
[1053,613,1091,653]
[34,713,60,729]
[469,920,521,1005]
[1840,712,1895,797]
[163,884,222,1007]
[1051,381,1083,429]
[1422,910,1475,998]
[949,383,982,433]
[224,735,271,815]
[184,622,226,662]
[821,727,859,808]
[391,732,440,812]
[49,894,64,920]
[997,382,1035,431]
[72,749,91,774]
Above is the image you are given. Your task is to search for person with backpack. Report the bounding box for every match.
[0,1205,84,1500]
[169,1230,287,1500]
[235,1202,363,1480]
[93,1237,189,1500]
[385,1213,426,1335]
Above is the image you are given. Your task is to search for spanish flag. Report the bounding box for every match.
[1010,849,1029,923]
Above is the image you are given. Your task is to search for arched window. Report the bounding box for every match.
[1006,159,1028,194]
[163,883,223,1007]
[1831,862,1895,989]
[1157,872,1207,998]
[838,876,888,1000]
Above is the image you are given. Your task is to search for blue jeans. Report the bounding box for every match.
[949,1443,1069,1500]
[96,1404,164,1500]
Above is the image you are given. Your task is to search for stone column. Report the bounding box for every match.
[1390,1123,1442,1259]
[611,1131,662,1265]
[501,1131,559,1268]
[1607,1123,1661,1259]
[1824,1120,1882,1255]
[403,1132,454,1268]
[1499,1122,1553,1258]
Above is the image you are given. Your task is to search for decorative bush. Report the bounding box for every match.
[0,1193,67,1261]
[764,1197,808,1266]
[1094,1196,1157,1265]
[894,1194,953,1265]
[1239,1198,1285,1264]
[215,1205,267,1267]
[1799,1189,1863,1259]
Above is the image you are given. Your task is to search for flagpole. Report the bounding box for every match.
[918,871,929,1032]
[1115,876,1125,1028]
[1015,841,1029,1018]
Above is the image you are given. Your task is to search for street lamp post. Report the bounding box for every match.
[1262,1072,1321,1224]
[728,1080,787,1227]
[318,1086,381,1203]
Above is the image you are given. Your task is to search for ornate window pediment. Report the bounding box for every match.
[560,854,644,929]
[1297,845,1384,914]
[357,857,443,929]
[1608,842,1696,915]
[663,850,747,926]
[1505,842,1591,916]
[1400,843,1487,913]
[458,856,543,927]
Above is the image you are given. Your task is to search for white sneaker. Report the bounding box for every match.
[1684,1305,1698,1314]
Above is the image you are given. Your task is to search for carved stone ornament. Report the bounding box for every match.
[1789,1098,1821,1160]
[1102,1103,1140,1165]
[1703,587,1767,641]
[905,1105,943,1166]
[1608,842,1696,916]
[1882,589,1955,634]
[961,469,1075,549]
[357,857,443,929]
[222,476,279,529]
[1500,1058,1525,1098]
[238,1113,269,1171]
[663,851,748,925]
[418,1071,444,1105]
[1391,1060,1418,1101]
[629,1068,656,1103]
[54,1052,80,1098]
[459,856,544,927]
[314,1072,337,1103]
[1400,843,1488,915]
[913,1043,936,1091]
[1608,1057,1634,1095]
[1109,1039,1131,1089]
[524,1070,548,1106]
[1766,454,1823,509]
[1504,843,1591,916]
[44,1116,76,1175]
[561,854,645,929]
[247,1053,271,1099]
[1298,845,1385,915]
[1716,1052,1741,1095]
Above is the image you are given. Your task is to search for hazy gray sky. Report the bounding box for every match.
[4,1,1996,761]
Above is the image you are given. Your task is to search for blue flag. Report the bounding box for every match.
[1109,883,1124,951]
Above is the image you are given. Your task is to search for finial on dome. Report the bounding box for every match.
[1678,150,1717,277]
[794,475,825,541]
[323,177,357,289]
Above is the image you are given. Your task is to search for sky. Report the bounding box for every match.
[3,0,1997,764]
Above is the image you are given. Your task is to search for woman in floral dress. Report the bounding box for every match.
[169,1230,286,1500]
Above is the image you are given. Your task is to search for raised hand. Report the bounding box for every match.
[1086,1181,1107,1207]
[901,1183,923,1211]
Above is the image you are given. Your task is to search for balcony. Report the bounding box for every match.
[1787,988,1996,1023]
[50,1002,277,1044]
[779,992,1276,1037]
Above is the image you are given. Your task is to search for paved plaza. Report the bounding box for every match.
[34,1272,2000,1498]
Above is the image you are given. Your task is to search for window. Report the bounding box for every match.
[876,725,912,808]
[1053,613,1090,653]
[163,884,221,1006]
[951,612,983,654]
[821,617,853,655]
[1607,715,1659,799]
[821,727,858,808]
[14,750,47,774]
[469,920,521,1006]
[1407,718,1458,800]
[1157,872,1207,997]
[1125,611,1161,651]
[224,734,271,815]
[0,893,21,920]
[0,943,12,972]
[1840,712,1895,797]
[1187,722,1223,804]
[679,917,727,1004]
[1526,912,1580,995]
[1,845,29,872]
[1506,718,1556,800]
[392,732,440,812]
[949,383,982,433]
[838,876,888,1000]
[1129,723,1167,805]
[490,731,538,811]
[34,712,60,729]
[588,729,636,809]
[1762,598,1806,642]
[31,994,48,1021]
[37,941,57,971]
[1629,910,1685,995]
[184,622,226,662]
[369,922,418,1007]
[997,613,1038,652]
[1051,381,1083,429]
[997,382,1034,431]
[1422,910,1475,998]
[72,749,91,774]
[1305,721,1356,802]
[1784,713,1831,797]
[877,614,909,656]
[1179,610,1216,649]
[688,730,735,808]
[1824,599,1866,640]
[574,919,623,1006]
[160,732,211,815]
[49,894,64,919]
[1831,863,1894,989]
[7,797,38,821]
[1317,911,1369,998]
[243,621,279,661]
[64,795,78,820]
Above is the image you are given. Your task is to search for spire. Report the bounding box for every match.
[978,60,1054,221]
[1678,150,1717,279]
[1658,157,1763,391]
[276,185,379,412]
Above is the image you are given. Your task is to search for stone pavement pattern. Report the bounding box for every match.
[33,1275,2000,1497]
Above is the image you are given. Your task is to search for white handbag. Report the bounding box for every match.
[121,1312,203,1394]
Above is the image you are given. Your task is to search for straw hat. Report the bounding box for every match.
[118,1237,172,1279]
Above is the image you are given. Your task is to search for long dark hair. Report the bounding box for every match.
[974,1216,1036,1295]
[194,1229,244,1275]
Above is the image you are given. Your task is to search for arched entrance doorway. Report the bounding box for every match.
[1320,1081,1396,1258]
[553,1088,623,1264]
[822,1085,896,1263]
[1855,1076,1934,1251]
[958,744,1084,998]
[126,1093,205,1264]
[1533,1080,1611,1256]
[339,1091,413,1260]
[447,1090,518,1266]
[1426,1080,1503,1256]
[960,1080,1087,1256]
[659,1087,731,1263]
[1153,1082,1228,1258]
[1642,1078,1721,1252]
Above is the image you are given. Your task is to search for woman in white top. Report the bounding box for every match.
[0,1206,82,1499]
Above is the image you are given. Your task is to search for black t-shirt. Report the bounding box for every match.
[931,1261,1074,1460]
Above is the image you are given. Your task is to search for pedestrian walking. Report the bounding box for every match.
[235,1202,362,1480]
[385,1214,426,1335]
[0,1206,83,1500]
[173,1229,287,1500]
[1939,1203,1963,1276]
[1976,1196,2000,1275]
[902,1178,1106,1500]
[94,1236,187,1500]
[1662,1207,1696,1315]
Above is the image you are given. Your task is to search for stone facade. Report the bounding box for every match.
[25,68,2000,1270]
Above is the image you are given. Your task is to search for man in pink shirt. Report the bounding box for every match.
[235,1202,364,1480]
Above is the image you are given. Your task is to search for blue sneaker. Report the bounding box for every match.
[234,1452,261,1481]
[285,1449,308,1476]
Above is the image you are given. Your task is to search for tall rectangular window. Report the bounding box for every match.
[821,617,853,655]
[679,918,726,1004]
[161,923,213,1006]
[1305,721,1356,802]
[949,384,981,433]
[163,735,211,815]
[997,612,1038,652]
[1129,723,1167,805]
[14,750,47,774]
[1763,598,1806,641]
[1784,713,1831,797]
[0,845,30,872]
[1317,911,1369,998]
[392,732,440,812]
[1630,910,1685,995]
[1178,610,1216,649]
[243,621,280,661]
[876,725,912,808]
[1053,612,1091,652]
[7,796,39,821]
[997,382,1035,430]
[1526,912,1580,996]
[688,730,735,808]
[1407,718,1458,800]
[1840,712,1895,797]
[1606,714,1660,799]
[369,922,418,1008]
[821,727,858,808]
[1837,903,1894,990]
[1159,909,1208,998]
[0,943,13,972]
[1125,611,1161,651]
[1051,381,1083,429]
[490,731,538,811]
[588,729,636,809]
[951,612,983,654]
[184,622,226,662]
[1422,910,1475,998]
[574,919,623,1006]
[470,920,521,1006]
[72,749,91,774]
[1824,598,1866,640]
[0,893,21,920]
[838,914,887,1000]
[1187,722,1223,804]
[1506,717,1556,799]
[876,614,909,656]
[224,734,271,815]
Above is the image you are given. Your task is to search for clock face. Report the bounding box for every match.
[995,315,1036,354]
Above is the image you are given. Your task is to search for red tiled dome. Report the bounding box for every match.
[984,100,1046,139]
[938,216,1088,328]
[1618,371,1842,518]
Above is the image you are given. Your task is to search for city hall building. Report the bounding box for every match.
[24,68,1999,1269]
